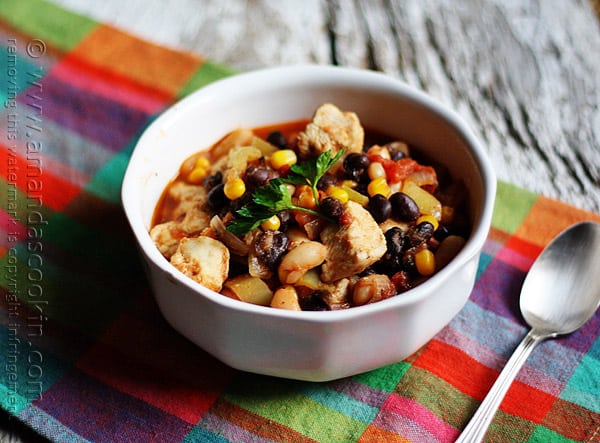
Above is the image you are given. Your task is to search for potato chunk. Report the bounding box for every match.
[170,236,230,292]
[320,201,386,282]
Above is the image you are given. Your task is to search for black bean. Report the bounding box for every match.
[266,131,287,149]
[202,171,222,190]
[401,251,417,274]
[354,182,369,196]
[433,224,450,241]
[278,210,293,230]
[299,291,330,311]
[316,173,337,191]
[385,227,406,254]
[406,222,435,248]
[320,197,344,219]
[387,142,409,161]
[357,169,371,184]
[360,266,377,277]
[207,183,228,211]
[390,149,407,161]
[368,194,392,223]
[254,230,289,269]
[228,192,253,215]
[377,227,406,273]
[245,165,275,187]
[343,153,370,179]
[389,192,420,222]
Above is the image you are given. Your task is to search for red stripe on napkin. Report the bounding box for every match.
[76,309,235,424]
[0,144,81,211]
[415,340,556,423]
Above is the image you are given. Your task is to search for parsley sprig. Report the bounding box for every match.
[226,149,345,236]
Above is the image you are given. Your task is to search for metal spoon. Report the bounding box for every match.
[456,221,600,443]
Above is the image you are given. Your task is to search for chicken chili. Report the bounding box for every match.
[151,104,470,310]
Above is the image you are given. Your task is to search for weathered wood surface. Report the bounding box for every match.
[1,0,599,441]
[50,0,600,213]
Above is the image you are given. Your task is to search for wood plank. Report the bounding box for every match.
[49,0,600,213]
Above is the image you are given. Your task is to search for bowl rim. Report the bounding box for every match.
[122,64,496,322]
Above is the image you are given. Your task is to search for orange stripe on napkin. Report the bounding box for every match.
[487,226,511,246]
[52,52,171,113]
[543,396,600,441]
[516,196,600,247]
[68,24,203,100]
[358,426,412,443]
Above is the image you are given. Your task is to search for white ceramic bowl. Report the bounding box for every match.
[122,65,496,382]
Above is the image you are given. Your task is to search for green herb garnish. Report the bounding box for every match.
[284,149,345,206]
[226,149,345,236]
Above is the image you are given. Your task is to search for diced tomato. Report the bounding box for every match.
[339,211,353,226]
[293,210,316,227]
[391,271,412,293]
[383,158,418,182]
[278,164,292,176]
[368,154,438,190]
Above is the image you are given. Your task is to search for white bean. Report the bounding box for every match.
[270,286,301,311]
[278,241,327,284]
[352,274,395,306]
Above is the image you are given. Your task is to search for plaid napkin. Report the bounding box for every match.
[1,1,599,442]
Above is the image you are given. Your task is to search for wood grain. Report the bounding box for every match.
[47,0,600,213]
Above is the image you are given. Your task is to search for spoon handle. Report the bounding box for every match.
[455,329,548,442]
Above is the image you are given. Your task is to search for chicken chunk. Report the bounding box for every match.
[170,236,230,292]
[321,278,353,310]
[320,201,386,282]
[296,103,364,159]
[150,221,185,259]
[167,181,211,227]
[150,181,212,259]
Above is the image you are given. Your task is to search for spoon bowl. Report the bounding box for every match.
[457,221,600,442]
[521,222,600,336]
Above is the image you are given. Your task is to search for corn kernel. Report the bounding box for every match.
[326,186,349,204]
[194,157,211,169]
[368,162,386,180]
[261,215,281,231]
[224,177,246,200]
[415,249,435,276]
[187,167,208,184]
[367,177,390,197]
[270,149,297,170]
[416,214,439,231]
